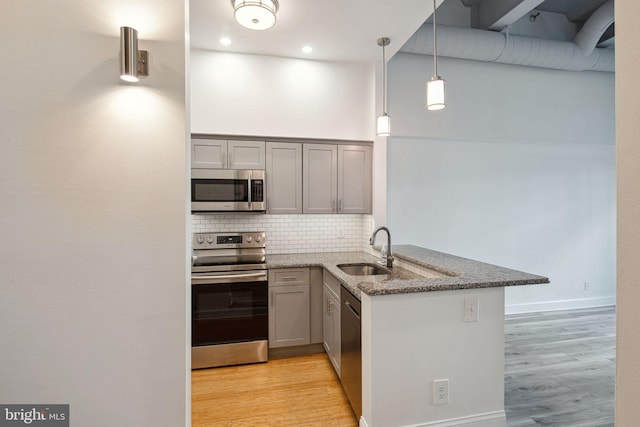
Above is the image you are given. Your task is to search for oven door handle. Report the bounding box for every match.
[191,272,267,284]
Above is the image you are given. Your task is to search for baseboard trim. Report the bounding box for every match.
[505,296,616,314]
[268,343,325,359]
[401,410,506,427]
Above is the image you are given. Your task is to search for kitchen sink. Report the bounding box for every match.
[337,263,390,276]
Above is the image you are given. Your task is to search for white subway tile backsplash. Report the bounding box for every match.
[191,214,373,254]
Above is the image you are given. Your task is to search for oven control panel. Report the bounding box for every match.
[192,232,266,250]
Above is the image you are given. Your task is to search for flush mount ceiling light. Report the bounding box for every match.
[426,0,446,110]
[120,27,149,83]
[231,0,279,31]
[376,37,391,137]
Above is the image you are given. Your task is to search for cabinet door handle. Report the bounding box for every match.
[338,199,342,213]
[270,290,274,307]
[229,151,233,168]
[327,299,332,315]
[332,199,336,213]
[222,154,226,168]
[267,198,270,213]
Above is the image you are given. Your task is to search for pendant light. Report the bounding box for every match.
[231,0,279,31]
[376,37,391,137]
[426,0,446,110]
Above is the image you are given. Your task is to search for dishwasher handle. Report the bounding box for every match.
[345,300,360,320]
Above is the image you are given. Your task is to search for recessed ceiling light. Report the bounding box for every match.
[220,37,232,46]
[302,46,313,54]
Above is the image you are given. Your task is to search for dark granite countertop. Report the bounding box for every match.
[266,245,549,300]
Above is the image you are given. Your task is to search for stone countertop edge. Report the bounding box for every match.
[266,244,550,300]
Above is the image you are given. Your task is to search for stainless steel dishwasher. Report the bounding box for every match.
[341,285,362,418]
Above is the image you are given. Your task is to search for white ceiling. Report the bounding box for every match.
[189,0,434,62]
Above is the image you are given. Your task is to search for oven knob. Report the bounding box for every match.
[255,236,262,243]
[196,236,204,244]
[206,237,213,244]
[246,236,253,243]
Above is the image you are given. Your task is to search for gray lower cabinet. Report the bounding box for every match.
[323,272,341,376]
[268,268,310,348]
[266,142,303,214]
[309,267,324,344]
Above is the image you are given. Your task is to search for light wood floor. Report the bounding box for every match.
[192,353,357,427]
[192,306,615,427]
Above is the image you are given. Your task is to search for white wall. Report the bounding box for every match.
[386,53,615,313]
[616,0,640,424]
[0,2,188,426]
[191,49,375,141]
[362,287,506,427]
[389,54,615,144]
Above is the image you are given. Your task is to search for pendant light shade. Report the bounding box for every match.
[427,76,446,110]
[376,37,391,137]
[377,113,391,136]
[232,0,279,31]
[426,0,446,110]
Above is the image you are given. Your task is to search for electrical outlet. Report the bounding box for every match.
[433,379,449,405]
[464,297,479,322]
[337,228,345,238]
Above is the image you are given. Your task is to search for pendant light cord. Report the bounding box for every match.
[382,42,387,114]
[433,0,438,77]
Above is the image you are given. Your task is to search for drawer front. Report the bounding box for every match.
[323,270,341,299]
[269,268,310,287]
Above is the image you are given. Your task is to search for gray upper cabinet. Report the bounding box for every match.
[303,143,372,214]
[338,145,372,214]
[228,140,266,169]
[193,137,371,213]
[191,138,265,170]
[266,142,302,214]
[191,138,227,169]
[303,144,338,214]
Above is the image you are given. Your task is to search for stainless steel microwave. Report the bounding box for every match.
[191,169,266,213]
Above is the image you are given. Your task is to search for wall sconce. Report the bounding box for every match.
[120,27,149,82]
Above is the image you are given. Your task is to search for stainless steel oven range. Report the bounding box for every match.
[191,232,268,369]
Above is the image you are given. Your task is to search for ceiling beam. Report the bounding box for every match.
[472,0,546,31]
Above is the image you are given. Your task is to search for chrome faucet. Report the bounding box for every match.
[369,226,394,268]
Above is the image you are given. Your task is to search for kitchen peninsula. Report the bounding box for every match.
[268,245,549,427]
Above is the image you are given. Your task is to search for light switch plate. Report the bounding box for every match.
[464,297,479,322]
